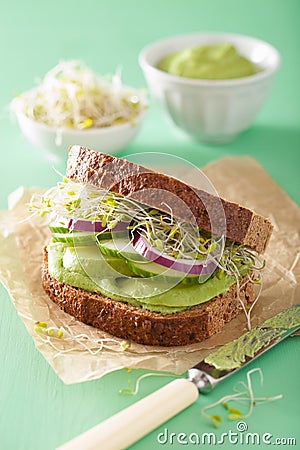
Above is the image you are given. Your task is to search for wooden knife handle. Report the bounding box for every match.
[56,378,199,450]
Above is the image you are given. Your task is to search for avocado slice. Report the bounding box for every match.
[62,245,134,277]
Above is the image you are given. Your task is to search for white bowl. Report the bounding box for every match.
[139,33,280,143]
[12,100,147,157]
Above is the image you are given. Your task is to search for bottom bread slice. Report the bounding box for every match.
[41,249,255,346]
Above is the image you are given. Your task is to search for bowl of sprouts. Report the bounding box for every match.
[11,61,147,157]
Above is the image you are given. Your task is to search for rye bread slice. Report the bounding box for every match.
[42,248,255,347]
[66,145,273,254]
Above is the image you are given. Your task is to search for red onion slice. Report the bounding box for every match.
[68,218,128,233]
[133,233,216,275]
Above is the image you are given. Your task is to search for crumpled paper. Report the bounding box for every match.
[0,157,299,384]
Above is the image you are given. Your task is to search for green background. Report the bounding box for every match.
[0,1,299,449]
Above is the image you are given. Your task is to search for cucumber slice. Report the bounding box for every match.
[51,231,96,244]
[48,217,70,234]
[96,230,128,241]
[49,226,70,234]
[63,245,134,277]
[127,259,209,285]
[96,237,144,261]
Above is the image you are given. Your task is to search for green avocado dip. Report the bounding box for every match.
[157,43,258,80]
[47,242,247,315]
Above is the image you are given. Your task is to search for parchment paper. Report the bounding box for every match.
[0,157,299,384]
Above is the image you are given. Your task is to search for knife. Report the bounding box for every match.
[57,304,300,450]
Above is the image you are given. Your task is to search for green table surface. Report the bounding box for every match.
[1,1,299,449]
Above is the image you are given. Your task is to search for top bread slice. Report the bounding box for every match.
[66,145,273,254]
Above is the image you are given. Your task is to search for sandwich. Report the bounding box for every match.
[31,145,273,346]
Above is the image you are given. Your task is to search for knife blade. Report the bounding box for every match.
[57,304,300,450]
[188,303,300,393]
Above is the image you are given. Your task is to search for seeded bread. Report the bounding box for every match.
[66,145,273,254]
[42,249,255,347]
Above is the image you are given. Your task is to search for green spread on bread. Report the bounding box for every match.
[47,241,250,314]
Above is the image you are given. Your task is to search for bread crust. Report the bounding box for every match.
[66,145,273,254]
[42,249,255,347]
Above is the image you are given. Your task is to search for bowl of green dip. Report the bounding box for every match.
[139,33,280,143]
